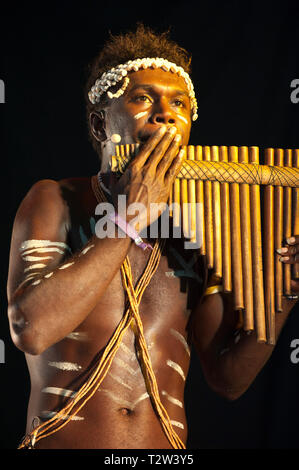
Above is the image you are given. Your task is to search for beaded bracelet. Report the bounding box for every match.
[107,212,153,251]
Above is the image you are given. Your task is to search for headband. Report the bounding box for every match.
[88,57,198,121]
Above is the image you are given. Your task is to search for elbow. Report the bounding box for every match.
[7,301,46,356]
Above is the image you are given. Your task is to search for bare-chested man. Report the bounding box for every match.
[6,25,299,449]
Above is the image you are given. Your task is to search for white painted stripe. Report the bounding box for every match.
[166,360,186,381]
[161,390,183,408]
[21,247,68,256]
[80,244,95,255]
[32,279,41,286]
[134,111,148,120]
[41,410,84,421]
[20,240,72,252]
[170,420,184,430]
[24,263,46,272]
[66,331,88,341]
[44,272,54,278]
[42,387,77,398]
[114,357,139,376]
[22,255,54,261]
[170,329,190,356]
[108,372,133,390]
[48,361,82,371]
[99,389,149,409]
[59,262,75,270]
[119,343,136,361]
[177,115,188,125]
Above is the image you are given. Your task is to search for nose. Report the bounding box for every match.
[150,99,176,126]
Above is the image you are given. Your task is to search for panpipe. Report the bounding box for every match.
[111,144,299,345]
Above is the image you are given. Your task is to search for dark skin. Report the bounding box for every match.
[7,68,299,449]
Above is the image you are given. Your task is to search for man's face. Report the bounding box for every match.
[99,68,192,170]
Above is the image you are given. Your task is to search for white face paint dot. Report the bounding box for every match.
[111,134,121,143]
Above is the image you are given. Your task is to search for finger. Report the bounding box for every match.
[148,126,179,169]
[164,148,185,186]
[286,235,299,245]
[276,245,298,256]
[156,133,182,176]
[279,253,299,264]
[130,125,168,168]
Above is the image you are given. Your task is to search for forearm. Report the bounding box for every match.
[8,234,132,354]
[206,297,297,400]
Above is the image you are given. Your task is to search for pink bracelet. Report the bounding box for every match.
[107,212,153,251]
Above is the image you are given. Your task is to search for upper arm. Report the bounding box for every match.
[7,179,71,304]
[190,291,240,367]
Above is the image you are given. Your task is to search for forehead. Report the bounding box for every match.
[126,68,190,95]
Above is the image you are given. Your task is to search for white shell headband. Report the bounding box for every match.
[88,57,198,121]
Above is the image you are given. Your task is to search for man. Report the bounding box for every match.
[7,25,299,449]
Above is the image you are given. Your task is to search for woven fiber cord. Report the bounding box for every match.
[19,175,185,449]
[111,147,299,187]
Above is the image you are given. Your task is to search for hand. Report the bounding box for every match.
[277,235,299,295]
[111,125,184,232]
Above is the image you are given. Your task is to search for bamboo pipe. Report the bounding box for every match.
[249,147,266,343]
[284,149,292,296]
[187,146,197,243]
[195,146,205,254]
[219,146,232,293]
[229,146,244,310]
[293,149,299,279]
[211,146,222,279]
[203,146,214,269]
[274,148,284,312]
[238,146,254,331]
[264,148,276,345]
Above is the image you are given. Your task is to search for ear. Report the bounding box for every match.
[89,111,107,142]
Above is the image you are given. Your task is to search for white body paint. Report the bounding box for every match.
[20,240,72,253]
[111,133,121,143]
[166,359,186,381]
[99,389,149,410]
[133,111,148,120]
[41,410,84,421]
[108,372,133,390]
[59,262,75,270]
[42,387,77,398]
[48,361,82,371]
[170,420,184,430]
[170,329,190,357]
[177,115,189,125]
[80,244,95,256]
[24,263,47,272]
[161,390,183,408]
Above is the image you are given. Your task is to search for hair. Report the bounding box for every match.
[84,23,192,157]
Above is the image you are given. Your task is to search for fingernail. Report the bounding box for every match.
[287,237,296,244]
[280,256,289,262]
[159,125,167,133]
[174,134,181,142]
[277,247,288,254]
[168,126,177,135]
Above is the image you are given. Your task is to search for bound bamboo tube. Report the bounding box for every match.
[238,146,254,331]
[173,178,181,228]
[203,146,214,269]
[293,149,299,279]
[274,148,284,312]
[187,146,197,243]
[180,147,189,239]
[219,146,232,293]
[264,148,276,344]
[284,149,292,296]
[211,146,222,279]
[249,146,266,342]
[229,146,244,310]
[195,146,205,254]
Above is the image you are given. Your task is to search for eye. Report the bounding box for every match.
[173,98,185,107]
[134,94,152,103]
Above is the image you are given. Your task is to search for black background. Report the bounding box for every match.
[1,0,299,450]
